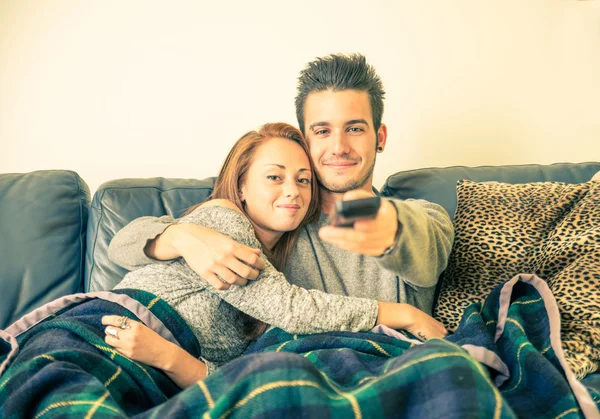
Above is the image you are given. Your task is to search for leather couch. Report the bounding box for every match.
[1,162,599,329]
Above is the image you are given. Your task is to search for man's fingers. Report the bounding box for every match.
[323,239,383,256]
[352,218,379,232]
[318,226,368,243]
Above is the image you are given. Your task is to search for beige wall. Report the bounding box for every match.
[1,0,599,194]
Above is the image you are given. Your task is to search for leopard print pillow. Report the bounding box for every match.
[435,180,600,378]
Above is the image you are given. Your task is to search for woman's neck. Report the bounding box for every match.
[250,222,282,251]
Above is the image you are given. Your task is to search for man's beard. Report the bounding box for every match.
[316,160,376,193]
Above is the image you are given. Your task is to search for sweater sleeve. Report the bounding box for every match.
[108,216,176,271]
[179,206,379,335]
[377,198,454,288]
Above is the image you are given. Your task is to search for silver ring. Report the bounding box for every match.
[119,316,131,330]
[105,326,119,339]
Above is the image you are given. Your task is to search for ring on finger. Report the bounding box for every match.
[105,326,120,339]
[118,316,131,330]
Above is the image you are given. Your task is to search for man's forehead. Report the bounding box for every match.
[304,89,372,124]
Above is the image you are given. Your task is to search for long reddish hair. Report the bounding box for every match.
[186,123,319,340]
[187,122,320,271]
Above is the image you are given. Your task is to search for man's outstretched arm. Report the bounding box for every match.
[108,216,265,289]
[318,190,454,289]
[108,216,176,270]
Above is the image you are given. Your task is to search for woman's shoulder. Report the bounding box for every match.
[200,199,243,213]
[180,200,254,235]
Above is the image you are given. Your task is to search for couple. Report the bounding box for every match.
[104,53,455,389]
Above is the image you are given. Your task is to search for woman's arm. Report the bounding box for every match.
[183,204,446,337]
[102,315,208,388]
[108,215,265,290]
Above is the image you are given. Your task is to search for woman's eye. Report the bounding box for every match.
[298,178,311,184]
[267,175,280,181]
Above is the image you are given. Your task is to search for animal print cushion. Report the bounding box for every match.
[435,180,600,378]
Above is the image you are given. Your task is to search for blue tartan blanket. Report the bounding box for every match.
[1,274,599,418]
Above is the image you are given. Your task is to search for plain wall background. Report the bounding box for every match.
[1,0,599,194]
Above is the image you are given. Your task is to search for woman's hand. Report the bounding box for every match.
[102,315,175,369]
[150,223,265,290]
[404,307,448,341]
[102,315,208,387]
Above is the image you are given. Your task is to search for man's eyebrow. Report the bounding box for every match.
[345,119,369,127]
[308,122,330,131]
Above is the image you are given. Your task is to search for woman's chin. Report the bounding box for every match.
[272,221,303,233]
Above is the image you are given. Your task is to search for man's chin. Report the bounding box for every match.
[319,179,365,194]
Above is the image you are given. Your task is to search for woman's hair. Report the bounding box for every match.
[186,123,319,340]
[187,122,320,271]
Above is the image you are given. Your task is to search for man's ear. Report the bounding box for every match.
[376,123,388,152]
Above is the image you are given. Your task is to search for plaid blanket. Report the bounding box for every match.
[1,275,599,418]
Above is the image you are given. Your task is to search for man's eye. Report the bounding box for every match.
[267,175,280,181]
[348,127,363,133]
[315,129,329,135]
[298,178,311,184]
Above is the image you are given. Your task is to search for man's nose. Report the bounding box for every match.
[331,132,351,155]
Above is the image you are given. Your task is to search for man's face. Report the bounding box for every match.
[303,89,386,193]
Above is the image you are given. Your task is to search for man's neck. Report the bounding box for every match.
[319,183,375,214]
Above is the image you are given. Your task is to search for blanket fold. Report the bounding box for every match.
[1,276,599,418]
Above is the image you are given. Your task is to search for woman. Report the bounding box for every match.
[104,123,446,388]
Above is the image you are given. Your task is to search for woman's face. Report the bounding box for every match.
[240,137,313,248]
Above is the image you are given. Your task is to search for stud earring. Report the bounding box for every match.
[377,147,383,152]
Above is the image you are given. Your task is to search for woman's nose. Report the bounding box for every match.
[283,180,299,197]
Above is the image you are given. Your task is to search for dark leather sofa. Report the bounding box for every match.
[1,162,599,329]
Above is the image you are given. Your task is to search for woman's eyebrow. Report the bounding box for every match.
[264,164,311,173]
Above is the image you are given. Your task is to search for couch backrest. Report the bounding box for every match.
[86,162,600,293]
[0,170,90,329]
[381,162,600,220]
[85,177,216,292]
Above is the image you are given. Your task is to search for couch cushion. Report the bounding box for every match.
[435,179,600,378]
[381,162,600,220]
[0,170,90,329]
[85,177,216,292]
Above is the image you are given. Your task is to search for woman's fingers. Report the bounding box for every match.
[101,315,124,326]
[233,247,266,272]
[213,264,248,287]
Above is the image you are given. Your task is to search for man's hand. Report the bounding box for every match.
[148,224,266,290]
[318,190,398,256]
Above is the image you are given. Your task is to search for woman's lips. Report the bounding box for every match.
[277,204,300,213]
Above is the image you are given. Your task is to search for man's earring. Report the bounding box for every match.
[377,147,383,152]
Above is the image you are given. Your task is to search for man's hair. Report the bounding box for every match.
[294,53,386,134]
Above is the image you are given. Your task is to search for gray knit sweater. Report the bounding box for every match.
[110,198,454,314]
[113,206,379,374]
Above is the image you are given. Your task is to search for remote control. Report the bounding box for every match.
[329,196,381,228]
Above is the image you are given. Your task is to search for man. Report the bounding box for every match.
[109,53,454,315]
